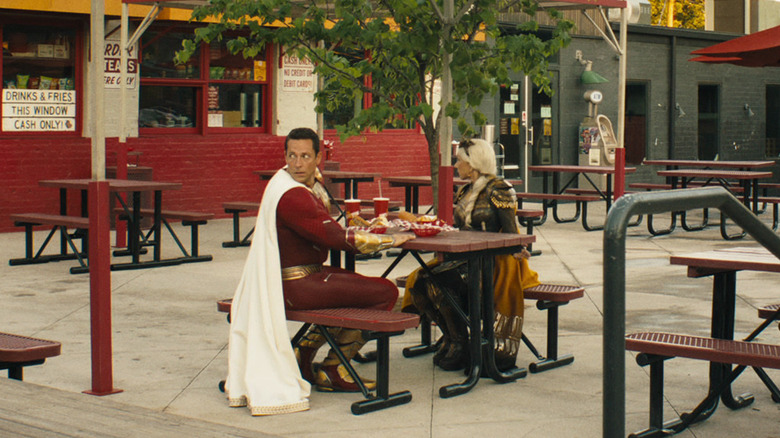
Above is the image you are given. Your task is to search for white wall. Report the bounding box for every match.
[756,0,780,31]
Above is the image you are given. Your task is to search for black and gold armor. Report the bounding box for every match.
[453,176,518,234]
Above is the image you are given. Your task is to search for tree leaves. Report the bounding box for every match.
[176,0,571,208]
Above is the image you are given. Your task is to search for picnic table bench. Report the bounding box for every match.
[222,201,260,247]
[516,192,604,231]
[216,299,419,415]
[516,209,544,256]
[114,208,213,265]
[8,213,89,268]
[0,332,61,381]
[399,280,584,373]
[522,284,584,372]
[625,332,780,437]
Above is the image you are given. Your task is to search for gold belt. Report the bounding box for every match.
[281,264,323,281]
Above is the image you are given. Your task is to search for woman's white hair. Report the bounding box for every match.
[456,138,496,176]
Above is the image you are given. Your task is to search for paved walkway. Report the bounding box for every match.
[1,205,779,437]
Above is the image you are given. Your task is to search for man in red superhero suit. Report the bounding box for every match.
[280,128,414,392]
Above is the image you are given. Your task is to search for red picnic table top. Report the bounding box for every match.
[671,246,780,275]
[528,164,637,175]
[657,169,773,180]
[39,178,182,192]
[399,229,534,253]
[644,159,776,169]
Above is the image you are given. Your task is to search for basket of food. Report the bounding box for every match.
[349,214,390,234]
[394,212,455,237]
[410,225,442,237]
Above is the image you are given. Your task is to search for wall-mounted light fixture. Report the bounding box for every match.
[675,103,686,118]
[744,103,755,117]
[575,50,609,85]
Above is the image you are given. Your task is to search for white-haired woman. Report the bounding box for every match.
[401,138,540,371]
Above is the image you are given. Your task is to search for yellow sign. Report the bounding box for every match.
[254,60,267,82]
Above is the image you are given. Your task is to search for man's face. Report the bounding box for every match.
[285,138,322,187]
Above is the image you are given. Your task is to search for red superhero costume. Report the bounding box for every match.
[276,186,397,311]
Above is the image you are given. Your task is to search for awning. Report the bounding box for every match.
[689,54,780,67]
[689,24,780,67]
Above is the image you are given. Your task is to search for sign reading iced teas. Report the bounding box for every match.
[2,89,76,132]
[104,41,138,89]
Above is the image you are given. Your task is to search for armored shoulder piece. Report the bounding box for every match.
[487,178,517,210]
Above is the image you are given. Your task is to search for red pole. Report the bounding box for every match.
[614,148,626,200]
[84,180,122,396]
[438,165,454,224]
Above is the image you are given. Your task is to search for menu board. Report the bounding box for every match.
[2,89,76,132]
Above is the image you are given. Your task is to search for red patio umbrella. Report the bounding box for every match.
[689,54,780,67]
[690,25,780,67]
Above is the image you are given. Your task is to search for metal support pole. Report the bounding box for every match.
[115,2,130,248]
[436,0,454,223]
[85,0,120,397]
[614,7,628,200]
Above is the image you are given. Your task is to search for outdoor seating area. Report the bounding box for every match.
[2,201,779,436]
[6,0,780,435]
[6,178,214,274]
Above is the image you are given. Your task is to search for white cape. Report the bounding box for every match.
[225,168,311,415]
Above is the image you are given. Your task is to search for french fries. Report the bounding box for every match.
[349,215,371,227]
[397,211,438,223]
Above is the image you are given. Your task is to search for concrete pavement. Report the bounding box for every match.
[1,205,779,437]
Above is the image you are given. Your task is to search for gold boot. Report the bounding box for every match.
[295,327,340,383]
[315,329,376,392]
[493,312,523,372]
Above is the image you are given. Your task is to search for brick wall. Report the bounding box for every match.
[0,130,431,233]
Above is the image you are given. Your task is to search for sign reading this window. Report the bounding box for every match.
[2,89,76,131]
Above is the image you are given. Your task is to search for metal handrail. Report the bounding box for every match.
[602,187,780,437]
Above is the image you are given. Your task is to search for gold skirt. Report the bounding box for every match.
[401,254,540,320]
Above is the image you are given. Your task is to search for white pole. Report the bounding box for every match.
[91,0,105,181]
[317,41,324,141]
[523,75,530,193]
[617,7,628,150]
[440,0,453,166]
[120,3,128,144]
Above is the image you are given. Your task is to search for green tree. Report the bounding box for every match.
[178,0,572,211]
[650,0,704,29]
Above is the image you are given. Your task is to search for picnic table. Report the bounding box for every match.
[37,179,189,272]
[255,169,380,199]
[643,159,776,170]
[384,175,468,214]
[381,229,535,397]
[520,165,636,230]
[656,169,773,213]
[650,247,780,427]
[384,175,521,214]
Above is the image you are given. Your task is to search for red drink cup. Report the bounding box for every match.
[345,199,361,220]
[373,197,389,217]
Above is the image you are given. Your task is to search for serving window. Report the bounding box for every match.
[1,20,82,135]
[139,23,271,133]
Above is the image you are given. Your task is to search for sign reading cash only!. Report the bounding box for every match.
[2,89,76,132]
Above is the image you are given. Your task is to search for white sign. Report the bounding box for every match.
[104,41,138,89]
[2,89,76,132]
[281,55,314,93]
